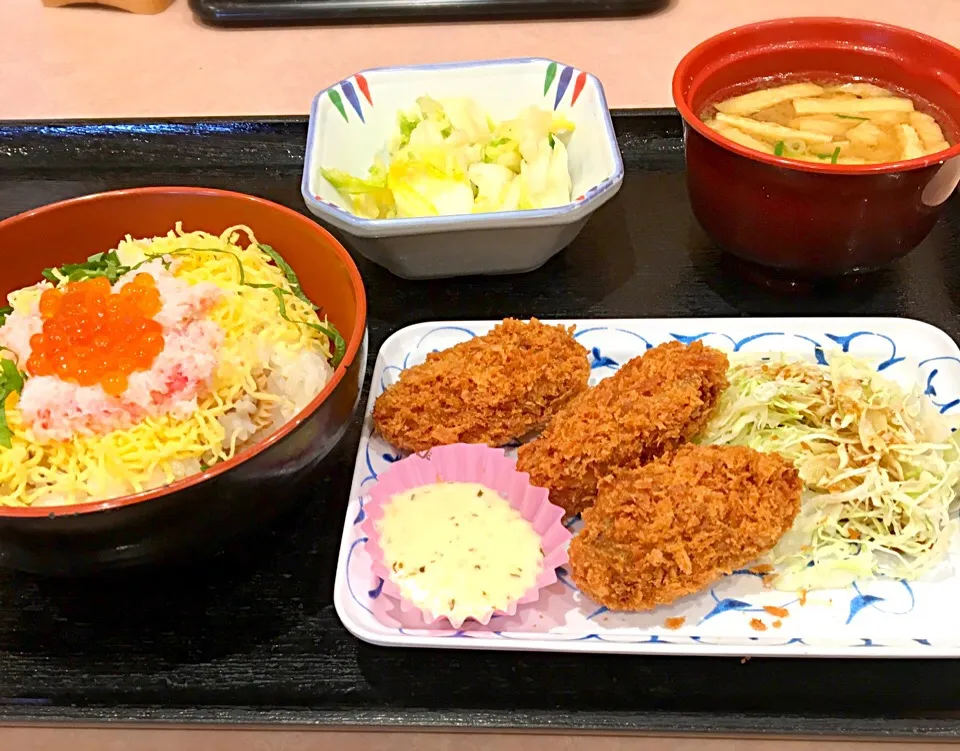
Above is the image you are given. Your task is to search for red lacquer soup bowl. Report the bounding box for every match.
[673,17,960,276]
[0,188,367,575]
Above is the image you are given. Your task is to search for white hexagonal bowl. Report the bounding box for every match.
[301,58,624,279]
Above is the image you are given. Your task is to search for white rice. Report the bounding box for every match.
[213,344,335,457]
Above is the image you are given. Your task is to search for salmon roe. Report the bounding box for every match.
[27,274,165,397]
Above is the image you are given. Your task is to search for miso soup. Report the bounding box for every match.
[700,80,952,165]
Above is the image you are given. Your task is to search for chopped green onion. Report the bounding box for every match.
[774,141,785,157]
[830,146,841,164]
[835,114,868,121]
[0,354,25,449]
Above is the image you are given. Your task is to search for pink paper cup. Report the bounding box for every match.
[360,443,571,629]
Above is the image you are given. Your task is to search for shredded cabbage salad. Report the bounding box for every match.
[698,354,960,590]
[320,96,575,219]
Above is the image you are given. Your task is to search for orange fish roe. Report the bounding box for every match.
[749,618,767,632]
[664,616,686,630]
[27,274,164,397]
[763,605,789,618]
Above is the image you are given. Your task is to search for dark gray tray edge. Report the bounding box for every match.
[1,707,958,737]
[187,0,670,27]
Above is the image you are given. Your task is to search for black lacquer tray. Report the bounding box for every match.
[189,0,669,26]
[0,111,960,738]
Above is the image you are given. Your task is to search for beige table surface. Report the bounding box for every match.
[2,0,960,119]
[4,0,960,748]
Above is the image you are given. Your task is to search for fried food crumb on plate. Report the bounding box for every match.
[373,318,589,453]
[516,340,729,519]
[569,444,802,612]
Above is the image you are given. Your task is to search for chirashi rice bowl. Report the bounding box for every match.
[0,224,344,508]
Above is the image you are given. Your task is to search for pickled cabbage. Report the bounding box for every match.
[320,96,575,219]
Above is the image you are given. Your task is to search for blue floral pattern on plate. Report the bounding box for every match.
[334,318,960,656]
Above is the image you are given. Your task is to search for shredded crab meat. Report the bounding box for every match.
[698,354,960,590]
[9,261,225,442]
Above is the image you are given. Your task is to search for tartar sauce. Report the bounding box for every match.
[376,482,544,621]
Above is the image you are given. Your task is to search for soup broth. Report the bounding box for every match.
[700,79,953,165]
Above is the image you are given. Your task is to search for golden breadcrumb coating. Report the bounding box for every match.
[373,318,590,453]
[516,340,729,519]
[569,444,802,612]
